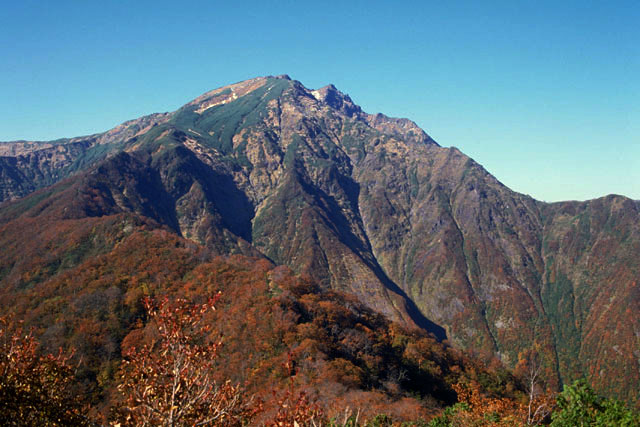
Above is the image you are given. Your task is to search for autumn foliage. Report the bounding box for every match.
[2,288,639,426]
[0,316,90,426]
[267,354,323,426]
[2,194,637,425]
[113,295,256,426]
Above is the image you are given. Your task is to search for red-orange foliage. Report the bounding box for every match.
[447,377,555,426]
[267,354,323,427]
[0,316,90,426]
[113,296,257,426]
[452,380,522,425]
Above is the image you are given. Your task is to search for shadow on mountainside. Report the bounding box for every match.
[300,167,448,341]
[368,258,448,341]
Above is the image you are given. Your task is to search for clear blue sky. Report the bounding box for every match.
[1,1,638,202]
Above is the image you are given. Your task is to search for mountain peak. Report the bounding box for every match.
[188,75,294,109]
[185,76,272,113]
[310,83,361,117]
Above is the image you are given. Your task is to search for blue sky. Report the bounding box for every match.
[1,1,638,202]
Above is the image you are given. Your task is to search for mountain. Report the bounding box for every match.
[0,183,517,421]
[1,75,638,404]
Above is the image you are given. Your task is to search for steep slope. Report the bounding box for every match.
[1,75,638,402]
[0,112,170,201]
[0,182,521,421]
[354,144,549,364]
[539,197,640,397]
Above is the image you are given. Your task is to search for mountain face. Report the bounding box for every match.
[0,113,171,202]
[1,75,638,402]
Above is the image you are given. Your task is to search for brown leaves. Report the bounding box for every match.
[113,295,256,426]
[447,378,555,426]
[0,316,90,426]
[268,354,323,427]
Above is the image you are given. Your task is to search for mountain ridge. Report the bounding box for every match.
[1,75,638,403]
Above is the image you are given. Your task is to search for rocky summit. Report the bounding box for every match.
[1,75,638,403]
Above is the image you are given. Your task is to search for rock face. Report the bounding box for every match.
[1,76,638,401]
[0,112,170,201]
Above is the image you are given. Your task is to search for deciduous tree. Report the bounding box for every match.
[0,316,90,426]
[114,295,256,426]
[515,349,554,425]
